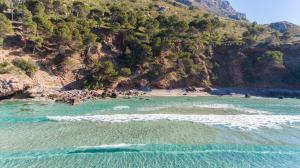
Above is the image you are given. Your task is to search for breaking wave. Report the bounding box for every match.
[192,104,270,114]
[47,114,300,130]
[137,104,269,114]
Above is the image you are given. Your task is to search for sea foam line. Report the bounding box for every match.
[192,104,269,114]
[78,144,145,149]
[137,104,269,114]
[47,114,300,130]
[113,106,130,110]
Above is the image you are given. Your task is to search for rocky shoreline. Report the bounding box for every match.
[1,75,300,105]
[26,88,146,105]
[1,83,300,105]
[210,88,300,99]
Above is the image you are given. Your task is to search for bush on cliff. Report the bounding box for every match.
[0,62,10,74]
[258,51,284,66]
[0,13,12,46]
[12,59,38,77]
[121,68,132,77]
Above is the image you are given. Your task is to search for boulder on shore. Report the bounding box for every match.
[0,74,34,99]
[186,87,197,92]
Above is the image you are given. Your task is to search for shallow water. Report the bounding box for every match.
[1,96,300,167]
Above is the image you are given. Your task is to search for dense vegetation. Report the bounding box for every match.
[12,58,38,77]
[0,12,12,45]
[0,0,298,89]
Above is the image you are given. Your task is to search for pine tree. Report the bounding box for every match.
[0,13,13,46]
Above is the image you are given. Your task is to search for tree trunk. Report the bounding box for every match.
[11,8,14,22]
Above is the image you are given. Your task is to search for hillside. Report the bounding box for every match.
[0,0,300,99]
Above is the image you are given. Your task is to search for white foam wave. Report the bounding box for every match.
[78,144,145,149]
[48,114,300,130]
[137,106,171,112]
[137,104,269,114]
[113,106,130,110]
[193,104,269,114]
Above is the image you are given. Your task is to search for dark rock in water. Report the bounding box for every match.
[70,98,81,105]
[245,94,251,98]
[101,92,109,98]
[20,108,32,112]
[183,93,188,96]
[110,92,118,98]
[278,96,284,99]
[203,87,213,93]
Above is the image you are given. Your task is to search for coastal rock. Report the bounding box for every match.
[186,87,197,92]
[110,92,118,98]
[47,90,103,105]
[24,86,53,98]
[245,94,251,98]
[203,86,213,93]
[0,74,35,99]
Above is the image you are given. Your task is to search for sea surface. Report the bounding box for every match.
[1,96,300,168]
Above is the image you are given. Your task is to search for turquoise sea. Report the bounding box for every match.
[1,96,300,168]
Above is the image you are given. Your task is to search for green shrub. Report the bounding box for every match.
[0,61,10,74]
[0,1,8,13]
[258,51,284,66]
[12,59,38,77]
[0,13,13,46]
[0,61,9,68]
[82,60,118,90]
[120,67,132,76]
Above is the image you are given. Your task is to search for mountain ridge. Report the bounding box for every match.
[175,0,246,20]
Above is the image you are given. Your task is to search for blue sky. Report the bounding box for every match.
[228,0,300,25]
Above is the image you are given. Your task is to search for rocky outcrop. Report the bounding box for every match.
[176,0,246,20]
[269,21,300,33]
[212,43,300,88]
[0,74,35,99]
[49,90,104,105]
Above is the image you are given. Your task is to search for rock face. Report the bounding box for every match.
[176,0,246,20]
[269,21,300,33]
[0,74,35,99]
[213,43,300,88]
